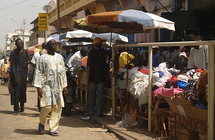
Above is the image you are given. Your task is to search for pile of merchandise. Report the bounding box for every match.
[116,62,208,109]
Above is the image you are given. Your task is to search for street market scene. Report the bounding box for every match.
[0,0,215,139]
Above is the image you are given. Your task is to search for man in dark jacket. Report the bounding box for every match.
[87,37,109,118]
[10,38,28,115]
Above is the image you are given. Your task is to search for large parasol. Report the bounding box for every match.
[74,9,175,34]
[60,29,128,43]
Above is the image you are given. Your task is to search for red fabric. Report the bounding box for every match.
[28,46,36,54]
[139,68,149,74]
[195,69,203,73]
[171,75,177,81]
[152,87,184,103]
[171,75,178,88]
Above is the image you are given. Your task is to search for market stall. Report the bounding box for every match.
[60,32,129,107]
[84,9,175,121]
[114,40,215,139]
[74,9,215,139]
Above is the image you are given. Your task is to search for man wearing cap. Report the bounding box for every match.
[34,37,68,136]
[86,37,109,118]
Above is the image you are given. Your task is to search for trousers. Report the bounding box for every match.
[14,102,24,113]
[89,82,105,115]
[40,105,62,131]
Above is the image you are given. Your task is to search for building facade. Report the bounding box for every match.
[28,17,55,47]
[5,30,31,54]
[46,0,215,42]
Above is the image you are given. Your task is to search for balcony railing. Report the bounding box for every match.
[49,0,81,21]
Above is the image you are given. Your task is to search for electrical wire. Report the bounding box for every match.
[0,0,28,11]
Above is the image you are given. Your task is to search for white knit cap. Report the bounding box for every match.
[45,36,55,43]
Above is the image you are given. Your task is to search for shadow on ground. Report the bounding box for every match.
[27,90,36,92]
[19,112,40,117]
[14,128,49,135]
[0,93,10,96]
[25,107,39,112]
[0,110,13,114]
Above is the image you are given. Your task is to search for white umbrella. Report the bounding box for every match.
[92,33,128,42]
[62,30,128,42]
[60,40,91,47]
[65,30,93,39]
[50,33,67,42]
[86,9,175,33]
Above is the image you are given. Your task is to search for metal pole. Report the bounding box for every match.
[111,44,116,119]
[45,7,49,39]
[57,0,60,34]
[208,41,215,140]
[23,19,25,49]
[148,46,152,131]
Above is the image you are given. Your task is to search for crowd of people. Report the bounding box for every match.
[0,33,210,136]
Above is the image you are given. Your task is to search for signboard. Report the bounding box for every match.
[38,13,47,31]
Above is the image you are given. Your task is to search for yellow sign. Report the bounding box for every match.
[38,13,47,31]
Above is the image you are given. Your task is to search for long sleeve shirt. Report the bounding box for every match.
[34,53,67,107]
[187,45,208,69]
[66,51,83,77]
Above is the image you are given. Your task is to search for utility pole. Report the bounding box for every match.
[23,19,26,49]
[57,0,60,34]
[29,5,39,20]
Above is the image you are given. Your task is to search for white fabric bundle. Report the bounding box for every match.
[152,71,172,87]
[130,71,149,106]
[123,67,139,80]
[177,74,189,83]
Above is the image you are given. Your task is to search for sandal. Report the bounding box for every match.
[12,112,18,115]
[49,131,58,136]
[38,123,45,135]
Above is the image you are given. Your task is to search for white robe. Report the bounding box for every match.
[34,53,67,107]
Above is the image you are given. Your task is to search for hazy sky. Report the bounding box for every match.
[0,0,54,49]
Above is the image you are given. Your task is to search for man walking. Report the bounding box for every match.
[34,37,68,136]
[9,38,28,115]
[31,42,47,111]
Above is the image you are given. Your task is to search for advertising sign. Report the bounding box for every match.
[39,13,47,31]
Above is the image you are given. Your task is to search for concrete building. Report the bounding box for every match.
[5,30,31,56]
[46,0,215,42]
[47,0,176,43]
[48,0,110,33]
[28,16,55,47]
